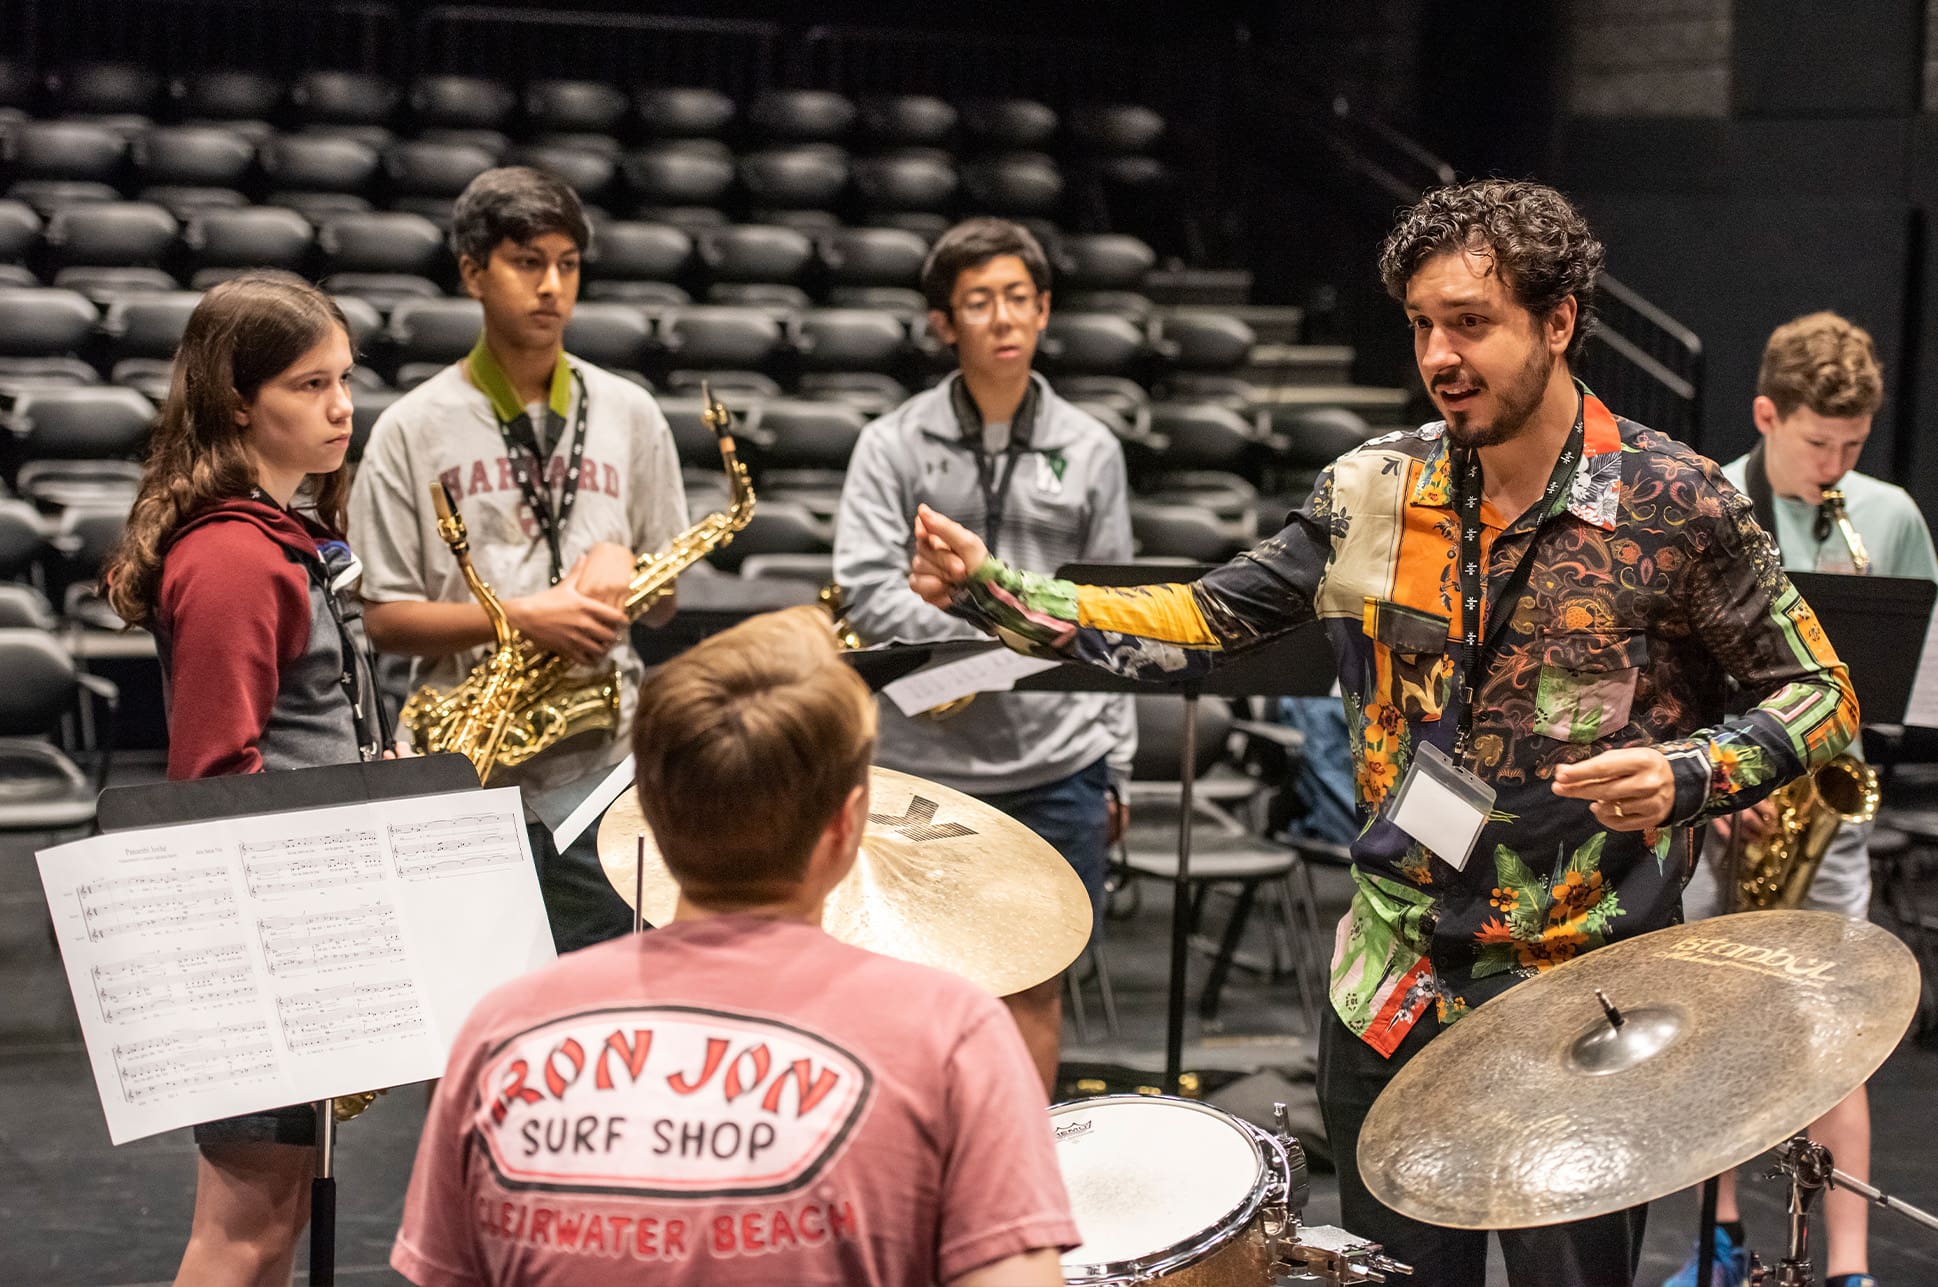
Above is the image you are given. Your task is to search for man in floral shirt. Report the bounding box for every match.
[906,180,1857,1286]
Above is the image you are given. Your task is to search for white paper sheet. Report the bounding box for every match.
[552,754,636,852]
[1904,609,1938,729]
[37,786,556,1144]
[880,647,1061,716]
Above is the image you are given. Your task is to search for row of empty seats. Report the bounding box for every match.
[0,119,1163,231]
[0,64,1168,155]
[0,208,1159,308]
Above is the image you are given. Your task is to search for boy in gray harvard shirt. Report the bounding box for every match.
[350,167,687,952]
[834,218,1135,1089]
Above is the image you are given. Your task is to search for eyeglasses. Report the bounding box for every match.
[953,289,1042,325]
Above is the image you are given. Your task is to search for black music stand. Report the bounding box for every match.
[1041,562,1335,1094]
[96,753,481,1287]
[1693,574,1933,1285]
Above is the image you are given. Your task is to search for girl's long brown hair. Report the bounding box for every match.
[105,273,353,627]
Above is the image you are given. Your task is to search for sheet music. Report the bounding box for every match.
[881,646,1061,716]
[1904,609,1938,728]
[38,786,555,1144]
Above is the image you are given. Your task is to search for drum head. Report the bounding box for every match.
[1051,1095,1266,1275]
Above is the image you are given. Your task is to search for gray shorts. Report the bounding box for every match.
[1682,814,1873,921]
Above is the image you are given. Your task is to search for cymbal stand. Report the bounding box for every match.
[1749,1133,1830,1286]
[1752,1132,1938,1285]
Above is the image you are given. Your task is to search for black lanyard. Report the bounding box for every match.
[492,368,590,584]
[1450,398,1586,758]
[973,446,1026,560]
[307,558,388,760]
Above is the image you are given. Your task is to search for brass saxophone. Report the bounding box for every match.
[1729,489,1877,909]
[1819,488,1873,575]
[402,386,755,782]
[1730,756,1879,910]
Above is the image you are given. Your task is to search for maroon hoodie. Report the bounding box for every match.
[155,496,364,779]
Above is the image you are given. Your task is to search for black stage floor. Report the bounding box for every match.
[5,759,1937,1285]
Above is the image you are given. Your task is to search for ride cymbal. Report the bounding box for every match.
[599,766,1093,996]
[1356,910,1919,1229]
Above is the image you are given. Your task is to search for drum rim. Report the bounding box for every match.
[1050,1093,1271,1283]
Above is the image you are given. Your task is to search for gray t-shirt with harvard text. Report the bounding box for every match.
[349,358,687,827]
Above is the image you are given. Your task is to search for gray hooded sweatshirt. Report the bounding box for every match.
[834,372,1136,794]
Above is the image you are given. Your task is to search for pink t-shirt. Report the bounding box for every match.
[392,916,1077,1287]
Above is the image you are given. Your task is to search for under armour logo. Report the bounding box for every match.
[869,796,976,843]
[1465,632,1478,645]
[1561,452,1574,463]
[1465,562,1477,574]
[1465,596,1478,609]
[1465,527,1477,539]
[1547,481,1559,493]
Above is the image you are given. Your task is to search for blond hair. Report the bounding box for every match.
[631,606,876,895]
[1757,311,1883,419]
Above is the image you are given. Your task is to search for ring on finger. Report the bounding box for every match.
[1612,800,1625,819]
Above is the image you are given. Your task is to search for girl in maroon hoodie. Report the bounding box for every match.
[105,272,372,1285]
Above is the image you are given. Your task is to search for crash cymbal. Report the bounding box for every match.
[599,765,1093,997]
[1357,910,1919,1230]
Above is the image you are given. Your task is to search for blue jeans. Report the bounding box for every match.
[977,758,1112,926]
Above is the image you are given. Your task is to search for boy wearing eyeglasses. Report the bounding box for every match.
[833,217,1135,1092]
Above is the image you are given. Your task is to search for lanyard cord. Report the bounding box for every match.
[492,367,590,584]
[1450,396,1587,759]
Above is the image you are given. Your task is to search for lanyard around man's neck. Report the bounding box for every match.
[467,336,588,583]
[1449,392,1586,759]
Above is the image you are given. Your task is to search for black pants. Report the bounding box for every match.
[1318,1007,1647,1287]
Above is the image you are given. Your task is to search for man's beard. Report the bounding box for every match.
[1441,341,1554,450]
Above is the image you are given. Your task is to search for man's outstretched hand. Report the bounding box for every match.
[909,504,991,609]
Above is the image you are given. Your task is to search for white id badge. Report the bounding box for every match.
[1387,741,1496,872]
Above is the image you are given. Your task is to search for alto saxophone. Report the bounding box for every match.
[401,386,755,782]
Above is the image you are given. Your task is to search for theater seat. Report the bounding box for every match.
[504,144,615,206]
[45,202,181,301]
[318,211,445,306]
[961,99,1059,150]
[746,90,855,143]
[0,287,101,389]
[1068,104,1166,153]
[53,62,162,117]
[526,79,628,135]
[623,143,735,209]
[183,206,314,287]
[409,74,515,130]
[261,133,382,198]
[290,70,399,127]
[562,301,651,375]
[131,125,256,190]
[857,96,956,147]
[852,151,957,213]
[386,297,483,384]
[961,154,1064,217]
[739,147,849,212]
[634,87,735,139]
[695,224,814,288]
[586,222,692,284]
[383,140,494,199]
[176,68,284,122]
[5,121,127,184]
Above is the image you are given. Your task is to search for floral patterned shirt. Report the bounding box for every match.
[951,391,1858,1053]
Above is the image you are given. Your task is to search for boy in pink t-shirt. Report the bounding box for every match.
[392,607,1076,1287]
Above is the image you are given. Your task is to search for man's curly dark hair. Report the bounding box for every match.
[1378,179,1606,361]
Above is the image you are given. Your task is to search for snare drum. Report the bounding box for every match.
[1050,1094,1306,1286]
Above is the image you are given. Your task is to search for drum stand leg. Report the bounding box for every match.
[1696,1174,1718,1287]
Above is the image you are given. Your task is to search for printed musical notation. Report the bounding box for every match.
[77,867,237,942]
[390,812,524,880]
[258,902,405,977]
[113,1022,277,1105]
[91,943,257,1025]
[278,978,426,1052]
[239,829,384,899]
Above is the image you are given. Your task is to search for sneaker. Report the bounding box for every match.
[1662,1225,1749,1287]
